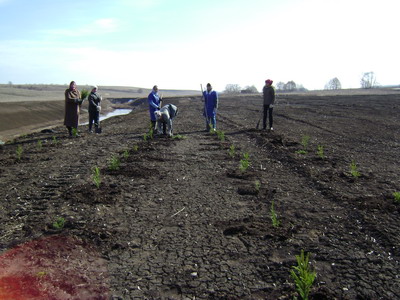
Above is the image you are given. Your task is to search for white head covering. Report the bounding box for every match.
[92,85,98,90]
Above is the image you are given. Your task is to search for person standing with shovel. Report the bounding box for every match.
[148,85,163,130]
[262,79,275,131]
[202,83,219,132]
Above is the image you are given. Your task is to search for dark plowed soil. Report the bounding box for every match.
[0,93,399,299]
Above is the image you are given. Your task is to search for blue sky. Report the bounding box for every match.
[0,0,398,91]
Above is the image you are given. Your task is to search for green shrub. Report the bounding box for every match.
[216,130,225,142]
[239,152,250,172]
[350,160,361,178]
[52,217,65,230]
[316,145,325,159]
[290,250,316,300]
[123,150,129,159]
[37,140,43,150]
[296,149,308,155]
[109,155,120,171]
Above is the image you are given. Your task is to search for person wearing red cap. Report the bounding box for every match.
[262,79,275,130]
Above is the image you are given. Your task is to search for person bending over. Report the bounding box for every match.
[154,104,179,137]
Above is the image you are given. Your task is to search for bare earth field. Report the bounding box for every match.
[0,92,399,299]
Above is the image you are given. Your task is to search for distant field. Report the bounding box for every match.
[0,84,198,103]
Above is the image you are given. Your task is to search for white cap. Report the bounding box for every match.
[92,85,98,90]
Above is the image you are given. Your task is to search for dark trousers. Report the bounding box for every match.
[89,111,100,131]
[263,105,273,129]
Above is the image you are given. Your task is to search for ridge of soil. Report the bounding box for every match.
[0,94,399,299]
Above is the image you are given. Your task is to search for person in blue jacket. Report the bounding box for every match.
[203,83,218,131]
[148,85,163,129]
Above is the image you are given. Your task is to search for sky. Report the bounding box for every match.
[0,0,399,91]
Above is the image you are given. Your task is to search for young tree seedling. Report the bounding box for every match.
[239,152,250,172]
[109,155,120,171]
[52,217,65,230]
[350,160,361,178]
[123,150,129,160]
[290,250,316,300]
[270,200,280,227]
[316,145,325,159]
[393,192,400,203]
[228,144,235,158]
[37,140,43,150]
[16,145,23,161]
[92,166,101,188]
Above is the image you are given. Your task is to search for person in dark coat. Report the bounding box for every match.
[64,81,82,136]
[88,85,102,133]
[203,83,218,131]
[154,104,179,137]
[148,85,163,130]
[262,79,275,131]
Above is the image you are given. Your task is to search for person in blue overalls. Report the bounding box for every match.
[148,85,163,129]
[203,83,219,131]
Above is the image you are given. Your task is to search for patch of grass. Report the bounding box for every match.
[52,217,65,230]
[393,192,400,203]
[316,145,325,159]
[228,144,235,158]
[239,152,250,172]
[16,145,23,161]
[37,140,43,150]
[80,89,89,100]
[270,200,280,227]
[132,145,139,152]
[290,250,316,300]
[350,160,361,178]
[52,136,58,144]
[172,134,186,140]
[123,150,129,159]
[216,130,225,142]
[109,155,120,171]
[92,166,101,188]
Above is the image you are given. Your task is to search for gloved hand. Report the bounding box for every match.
[97,105,101,112]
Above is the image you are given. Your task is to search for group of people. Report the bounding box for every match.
[64,81,102,136]
[64,79,276,137]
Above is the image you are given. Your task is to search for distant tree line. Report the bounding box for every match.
[275,81,307,92]
[224,84,258,94]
